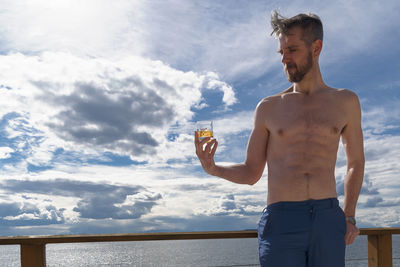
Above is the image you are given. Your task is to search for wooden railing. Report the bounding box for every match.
[0,228,399,267]
[360,228,400,267]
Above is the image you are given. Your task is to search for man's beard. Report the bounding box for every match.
[284,52,313,83]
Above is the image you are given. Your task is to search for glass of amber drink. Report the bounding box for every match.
[196,121,213,141]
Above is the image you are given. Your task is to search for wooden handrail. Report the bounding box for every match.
[0,230,258,245]
[359,228,400,235]
[0,228,399,267]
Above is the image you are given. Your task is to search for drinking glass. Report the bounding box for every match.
[196,121,213,141]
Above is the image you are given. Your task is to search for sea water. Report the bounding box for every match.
[1,236,399,266]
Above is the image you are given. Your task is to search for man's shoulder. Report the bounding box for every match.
[256,94,281,111]
[327,88,361,114]
[322,87,358,104]
[328,87,358,98]
[258,87,292,106]
[260,94,281,104]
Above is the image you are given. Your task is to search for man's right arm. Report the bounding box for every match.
[195,100,270,185]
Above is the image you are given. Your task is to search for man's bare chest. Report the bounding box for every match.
[266,97,347,138]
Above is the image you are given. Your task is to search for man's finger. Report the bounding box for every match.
[205,139,217,156]
[346,234,353,245]
[204,139,215,154]
[345,227,359,245]
[195,133,208,153]
[200,136,211,144]
[210,139,218,156]
[347,234,356,245]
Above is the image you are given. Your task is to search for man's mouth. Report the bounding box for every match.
[286,64,296,70]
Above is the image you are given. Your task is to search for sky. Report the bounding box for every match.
[0,0,399,236]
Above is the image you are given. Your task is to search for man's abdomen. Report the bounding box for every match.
[266,167,338,205]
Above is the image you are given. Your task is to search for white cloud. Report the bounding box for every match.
[0,0,144,57]
[130,1,278,81]
[122,0,400,82]
[203,72,237,106]
[335,130,400,227]
[1,0,399,84]
[0,147,14,159]
[158,110,254,164]
[0,52,236,164]
[363,135,400,189]
[0,160,269,234]
[214,111,254,137]
[362,101,400,136]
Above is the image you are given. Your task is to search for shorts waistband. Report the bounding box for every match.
[266,198,339,212]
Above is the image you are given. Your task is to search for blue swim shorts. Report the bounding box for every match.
[258,198,346,267]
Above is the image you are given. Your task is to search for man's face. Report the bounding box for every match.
[278,27,313,83]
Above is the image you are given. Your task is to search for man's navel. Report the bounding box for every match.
[331,126,340,134]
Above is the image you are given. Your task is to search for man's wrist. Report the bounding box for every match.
[208,164,222,177]
[346,216,356,225]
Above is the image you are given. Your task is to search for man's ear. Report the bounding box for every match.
[312,39,323,57]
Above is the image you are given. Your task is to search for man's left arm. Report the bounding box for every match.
[341,90,365,245]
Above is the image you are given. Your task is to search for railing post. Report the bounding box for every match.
[368,234,392,267]
[20,243,46,267]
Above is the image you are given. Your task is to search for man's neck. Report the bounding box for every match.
[292,66,326,95]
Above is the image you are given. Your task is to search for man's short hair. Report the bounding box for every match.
[270,10,323,46]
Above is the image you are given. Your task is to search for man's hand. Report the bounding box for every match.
[194,131,219,176]
[345,222,360,245]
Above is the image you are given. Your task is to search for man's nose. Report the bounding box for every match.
[281,53,290,64]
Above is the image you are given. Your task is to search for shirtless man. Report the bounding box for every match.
[194,11,364,267]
